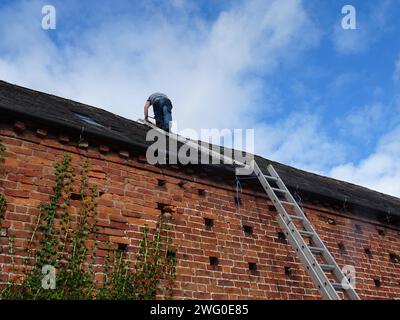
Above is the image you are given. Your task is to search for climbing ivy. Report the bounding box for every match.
[96,214,176,300]
[0,153,176,300]
[0,194,5,217]
[0,139,5,164]
[134,217,177,300]
[0,139,6,215]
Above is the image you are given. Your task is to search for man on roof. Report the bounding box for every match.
[144,92,173,132]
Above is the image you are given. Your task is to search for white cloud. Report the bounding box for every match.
[333,26,368,55]
[329,72,359,93]
[253,113,345,173]
[328,53,400,197]
[330,125,400,197]
[336,103,386,142]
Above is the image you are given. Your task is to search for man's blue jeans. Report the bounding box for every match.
[161,104,172,131]
[154,98,172,131]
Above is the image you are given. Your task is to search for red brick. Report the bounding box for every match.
[109,215,128,223]
[98,227,125,237]
[123,211,142,218]
[109,221,128,230]
[4,190,30,198]
[109,236,130,245]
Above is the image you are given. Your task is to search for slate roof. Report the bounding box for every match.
[0,80,399,223]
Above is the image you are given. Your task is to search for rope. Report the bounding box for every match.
[343,196,348,212]
[234,175,245,254]
[294,185,304,212]
[235,176,242,213]
[78,126,85,143]
[386,209,392,224]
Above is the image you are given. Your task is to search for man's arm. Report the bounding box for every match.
[144,100,151,121]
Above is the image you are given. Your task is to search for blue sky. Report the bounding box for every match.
[0,0,399,197]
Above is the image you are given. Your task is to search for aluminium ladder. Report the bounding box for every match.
[138,119,360,300]
[251,161,360,300]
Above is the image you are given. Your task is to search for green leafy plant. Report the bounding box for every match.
[133,216,176,300]
[0,139,6,215]
[0,138,5,164]
[0,193,5,216]
[97,214,177,300]
[0,153,177,300]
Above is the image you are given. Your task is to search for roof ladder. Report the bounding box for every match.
[138,119,360,300]
[252,161,360,300]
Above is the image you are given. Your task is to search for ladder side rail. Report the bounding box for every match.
[296,217,361,300]
[312,235,361,300]
[266,164,308,219]
[292,207,360,299]
[266,164,360,300]
[275,215,339,300]
[253,162,341,300]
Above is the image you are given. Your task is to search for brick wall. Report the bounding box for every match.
[0,123,400,300]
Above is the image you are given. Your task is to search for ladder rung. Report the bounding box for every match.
[272,187,287,193]
[288,215,304,221]
[281,201,295,206]
[299,230,314,237]
[320,264,336,271]
[332,283,345,290]
[309,246,325,254]
[264,175,278,181]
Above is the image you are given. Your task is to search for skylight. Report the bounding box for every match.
[74,113,104,127]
